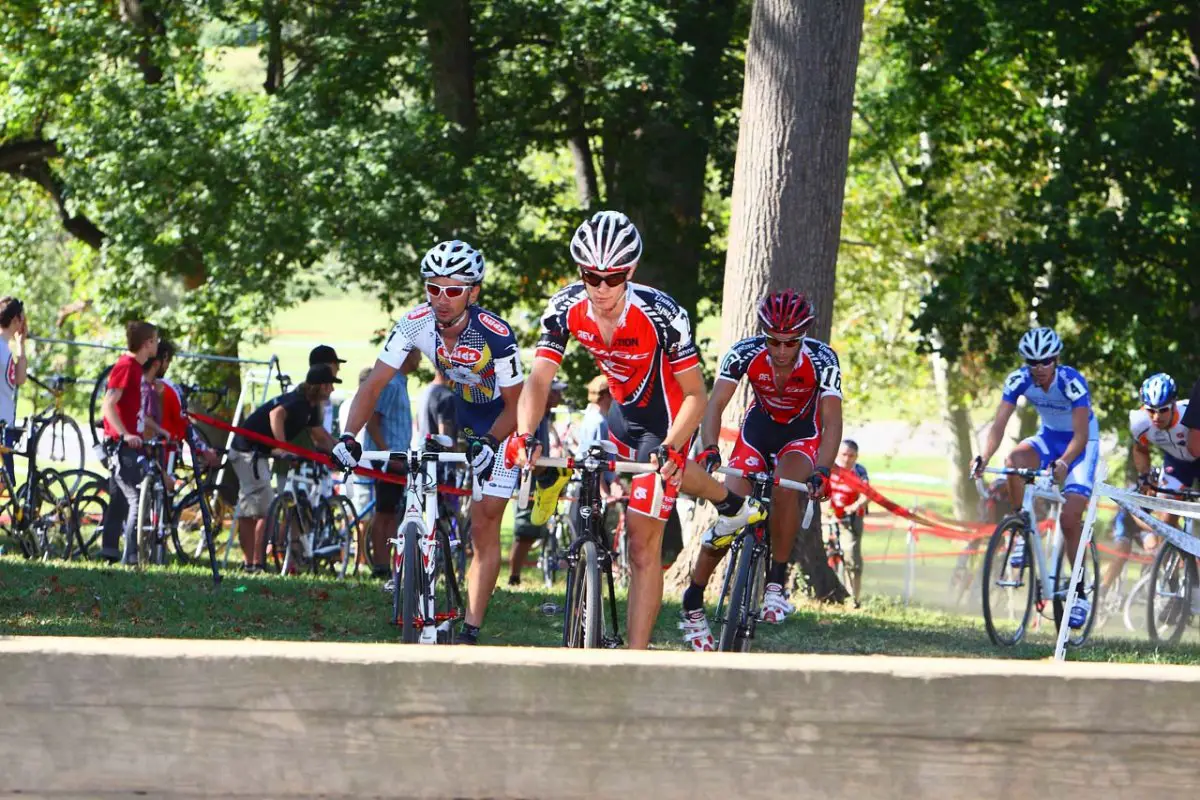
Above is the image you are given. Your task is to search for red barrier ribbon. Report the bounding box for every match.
[832,465,989,540]
[188,410,471,497]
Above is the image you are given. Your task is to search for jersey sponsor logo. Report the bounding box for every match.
[445,345,483,365]
[754,372,773,382]
[576,330,596,342]
[633,486,648,500]
[477,312,510,337]
[614,337,639,347]
[4,356,14,389]
[407,306,432,321]
[744,456,760,467]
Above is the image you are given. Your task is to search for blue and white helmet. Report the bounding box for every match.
[1140,373,1177,408]
[1017,327,1063,361]
[420,240,485,284]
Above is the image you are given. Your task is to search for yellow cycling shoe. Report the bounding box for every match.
[530,468,571,527]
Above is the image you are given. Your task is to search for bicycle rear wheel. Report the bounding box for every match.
[136,474,167,565]
[1053,536,1100,647]
[718,530,766,653]
[563,539,601,648]
[1122,572,1151,633]
[20,470,78,560]
[1147,543,1196,645]
[35,414,85,493]
[981,516,1035,646]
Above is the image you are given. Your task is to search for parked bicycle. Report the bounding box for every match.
[978,466,1099,648]
[520,441,654,649]
[265,456,354,576]
[0,420,79,560]
[712,465,813,652]
[357,435,469,644]
[26,374,86,492]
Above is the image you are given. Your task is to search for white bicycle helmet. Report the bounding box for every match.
[1017,327,1063,361]
[1140,373,1177,407]
[569,211,642,272]
[420,240,485,284]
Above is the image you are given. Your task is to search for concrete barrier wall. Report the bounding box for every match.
[3,637,1199,799]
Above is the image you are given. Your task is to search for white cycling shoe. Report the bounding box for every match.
[760,583,794,625]
[679,608,715,652]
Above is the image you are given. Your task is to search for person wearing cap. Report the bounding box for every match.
[229,365,339,571]
[363,351,419,580]
[310,345,347,434]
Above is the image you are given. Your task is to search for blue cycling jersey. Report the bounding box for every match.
[1001,364,1099,439]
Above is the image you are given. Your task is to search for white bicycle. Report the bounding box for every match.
[978,466,1099,647]
[359,435,468,644]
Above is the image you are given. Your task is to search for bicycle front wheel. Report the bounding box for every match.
[563,539,601,648]
[400,520,423,644]
[981,516,1035,646]
[718,531,766,653]
[1147,543,1196,645]
[35,414,85,493]
[136,474,167,566]
[1122,572,1152,633]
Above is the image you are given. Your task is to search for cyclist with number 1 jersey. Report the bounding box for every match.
[971,326,1100,628]
[680,290,844,650]
[508,211,764,650]
[334,240,524,645]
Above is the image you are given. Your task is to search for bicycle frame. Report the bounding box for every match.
[981,467,1066,611]
[361,437,466,644]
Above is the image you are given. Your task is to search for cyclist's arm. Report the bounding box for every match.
[518,360,556,436]
[342,360,398,437]
[980,400,1017,464]
[310,426,335,453]
[398,349,421,375]
[1131,439,1152,478]
[814,395,843,470]
[1058,406,1089,467]
[700,378,738,450]
[268,405,289,443]
[487,381,522,443]
[366,411,387,451]
[11,325,26,387]
[143,417,164,438]
[101,388,129,437]
[663,367,707,452]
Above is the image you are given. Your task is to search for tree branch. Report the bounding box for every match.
[854,107,908,190]
[473,35,555,62]
[0,139,61,171]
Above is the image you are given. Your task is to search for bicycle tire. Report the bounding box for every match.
[135,472,168,566]
[1053,536,1101,647]
[1147,543,1196,645]
[71,485,108,559]
[563,539,601,648]
[331,495,361,578]
[28,470,78,560]
[981,516,1035,647]
[540,521,560,588]
[264,494,291,572]
[718,530,764,653]
[88,365,113,447]
[1122,572,1152,633]
[35,414,85,494]
[400,520,422,644]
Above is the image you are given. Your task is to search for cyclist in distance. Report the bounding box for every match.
[971,326,1100,628]
[509,210,765,650]
[679,290,843,650]
[333,240,523,646]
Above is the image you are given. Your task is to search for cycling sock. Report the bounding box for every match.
[768,561,788,587]
[456,623,480,644]
[714,491,744,516]
[508,574,520,586]
[682,582,705,612]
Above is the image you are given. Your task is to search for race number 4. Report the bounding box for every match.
[1064,377,1087,402]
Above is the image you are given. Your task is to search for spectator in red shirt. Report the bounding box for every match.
[152,340,220,469]
[99,320,159,563]
[829,439,870,605]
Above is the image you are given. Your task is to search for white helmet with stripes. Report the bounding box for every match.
[420,240,485,284]
[1017,327,1063,361]
[569,211,642,272]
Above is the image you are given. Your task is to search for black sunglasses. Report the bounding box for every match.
[579,269,630,288]
[1025,357,1056,367]
[1147,404,1174,414]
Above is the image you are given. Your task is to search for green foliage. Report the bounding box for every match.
[875,0,1199,424]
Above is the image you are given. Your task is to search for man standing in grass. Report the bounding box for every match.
[0,297,28,485]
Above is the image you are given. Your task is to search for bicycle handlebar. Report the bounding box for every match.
[359,450,468,464]
[517,456,656,511]
[982,466,1052,480]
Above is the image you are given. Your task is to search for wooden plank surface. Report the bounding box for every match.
[2,637,1198,798]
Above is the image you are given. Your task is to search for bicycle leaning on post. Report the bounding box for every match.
[977,466,1099,648]
[711,464,813,653]
[519,440,656,649]
[355,434,470,644]
[0,420,79,560]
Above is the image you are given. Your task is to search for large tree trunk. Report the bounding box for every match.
[932,352,978,521]
[668,0,865,603]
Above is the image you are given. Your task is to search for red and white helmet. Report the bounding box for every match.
[758,290,815,335]
[569,211,642,272]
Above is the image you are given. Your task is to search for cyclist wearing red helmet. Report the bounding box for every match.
[679,289,844,651]
[511,210,765,650]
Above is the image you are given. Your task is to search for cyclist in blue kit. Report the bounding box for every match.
[971,327,1099,628]
[334,240,523,645]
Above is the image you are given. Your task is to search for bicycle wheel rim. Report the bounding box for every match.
[1148,544,1193,645]
[400,521,422,644]
[718,536,756,652]
[981,518,1035,647]
[1053,538,1100,647]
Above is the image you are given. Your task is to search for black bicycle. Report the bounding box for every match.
[522,442,653,649]
[712,465,812,652]
[0,419,79,560]
[26,374,86,493]
[1139,481,1200,644]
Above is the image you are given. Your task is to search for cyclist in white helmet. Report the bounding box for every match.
[971,326,1100,629]
[334,240,524,644]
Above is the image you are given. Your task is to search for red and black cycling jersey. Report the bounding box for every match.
[535,282,699,439]
[716,335,843,425]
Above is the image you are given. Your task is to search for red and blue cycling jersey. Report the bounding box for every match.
[535,282,698,439]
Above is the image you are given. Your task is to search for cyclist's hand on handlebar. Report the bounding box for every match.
[503,433,541,469]
[969,455,985,479]
[331,434,361,470]
[652,444,687,481]
[466,433,500,481]
[808,466,832,501]
[1051,458,1068,483]
[122,433,143,449]
[697,444,721,474]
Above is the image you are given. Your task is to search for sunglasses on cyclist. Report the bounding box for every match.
[1025,357,1056,367]
[765,335,802,348]
[425,283,474,299]
[1147,404,1174,414]
[579,269,630,288]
